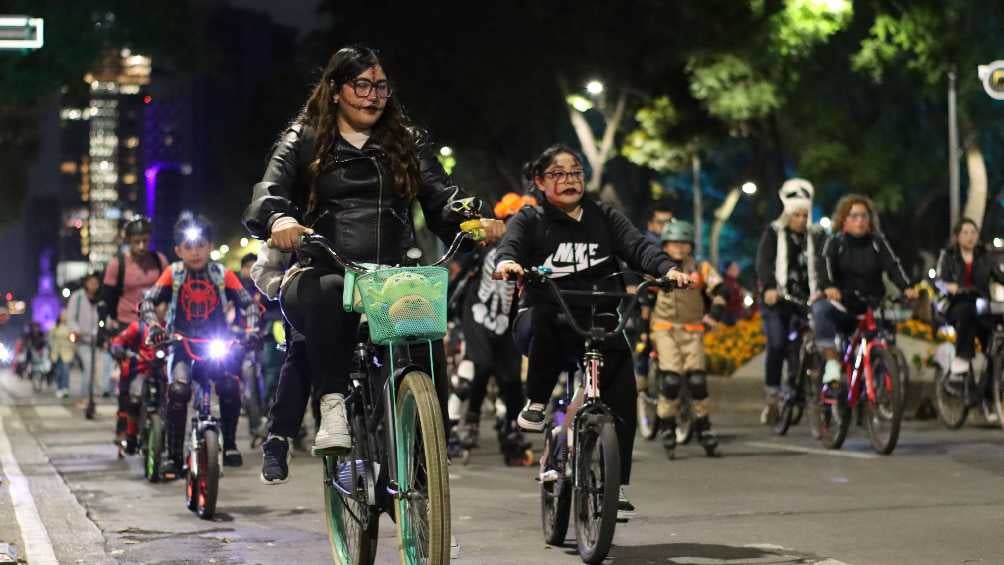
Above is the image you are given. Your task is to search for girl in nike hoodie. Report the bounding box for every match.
[495,144,687,513]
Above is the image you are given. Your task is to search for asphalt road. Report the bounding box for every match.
[2,369,1004,565]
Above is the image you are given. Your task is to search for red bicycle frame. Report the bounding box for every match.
[837,308,891,407]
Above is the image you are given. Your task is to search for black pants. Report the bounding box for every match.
[946,298,992,359]
[462,314,524,423]
[166,349,242,458]
[280,267,450,432]
[761,301,803,389]
[268,338,312,438]
[514,304,638,484]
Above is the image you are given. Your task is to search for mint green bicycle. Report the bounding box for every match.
[299,219,484,565]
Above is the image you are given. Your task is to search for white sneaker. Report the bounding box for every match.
[312,393,351,456]
[822,360,841,385]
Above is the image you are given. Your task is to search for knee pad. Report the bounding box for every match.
[659,371,682,399]
[687,371,709,400]
[167,381,191,406]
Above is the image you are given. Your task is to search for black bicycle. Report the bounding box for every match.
[299,218,486,565]
[934,292,1004,428]
[771,296,822,437]
[523,268,676,564]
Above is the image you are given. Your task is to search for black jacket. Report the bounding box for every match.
[935,244,995,297]
[755,224,825,299]
[242,123,473,265]
[818,231,911,312]
[494,198,675,313]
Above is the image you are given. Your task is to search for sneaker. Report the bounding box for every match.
[223,448,244,467]
[261,436,291,485]
[517,401,547,433]
[313,393,351,456]
[122,436,138,456]
[617,487,636,520]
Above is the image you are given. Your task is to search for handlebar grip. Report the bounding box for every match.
[460,219,485,241]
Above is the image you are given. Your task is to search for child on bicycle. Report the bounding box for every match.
[495,144,688,515]
[650,220,729,458]
[109,303,168,457]
[141,213,259,478]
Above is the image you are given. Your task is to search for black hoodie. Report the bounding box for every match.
[494,198,675,313]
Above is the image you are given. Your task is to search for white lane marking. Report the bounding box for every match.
[96,404,118,417]
[0,412,59,565]
[32,405,73,419]
[744,441,879,460]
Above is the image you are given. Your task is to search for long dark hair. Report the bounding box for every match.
[300,45,421,206]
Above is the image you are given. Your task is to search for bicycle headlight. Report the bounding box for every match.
[208,338,228,360]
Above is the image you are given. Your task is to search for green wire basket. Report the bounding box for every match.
[353,266,449,346]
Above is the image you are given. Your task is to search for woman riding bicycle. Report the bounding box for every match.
[813,194,918,394]
[756,178,825,423]
[935,218,996,381]
[494,144,688,514]
[243,45,504,457]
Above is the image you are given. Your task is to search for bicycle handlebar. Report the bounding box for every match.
[291,220,484,274]
[502,266,682,341]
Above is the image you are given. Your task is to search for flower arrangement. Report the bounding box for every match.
[704,314,767,375]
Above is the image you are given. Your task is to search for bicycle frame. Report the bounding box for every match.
[839,306,892,408]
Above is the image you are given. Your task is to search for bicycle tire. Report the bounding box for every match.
[324,408,379,565]
[185,447,198,511]
[196,429,220,520]
[540,426,571,546]
[803,351,823,440]
[865,348,903,454]
[935,368,969,429]
[144,414,162,483]
[574,420,620,564]
[395,371,450,565]
[994,352,1004,430]
[817,383,850,450]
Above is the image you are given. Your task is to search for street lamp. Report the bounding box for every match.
[586,80,605,96]
[741,182,758,195]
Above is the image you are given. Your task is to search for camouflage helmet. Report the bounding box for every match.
[660,219,695,243]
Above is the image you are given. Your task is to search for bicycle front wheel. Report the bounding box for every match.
[865,349,903,455]
[144,414,163,482]
[395,371,450,565]
[574,421,620,564]
[196,429,220,520]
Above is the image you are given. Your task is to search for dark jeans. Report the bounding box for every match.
[53,359,70,391]
[811,299,857,350]
[945,298,992,359]
[761,301,803,389]
[514,304,638,484]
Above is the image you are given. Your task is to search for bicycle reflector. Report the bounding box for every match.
[208,339,228,360]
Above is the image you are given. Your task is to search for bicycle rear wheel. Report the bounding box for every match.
[324,453,379,565]
[865,349,903,454]
[395,371,450,565]
[815,382,850,449]
[935,369,969,429]
[540,425,571,545]
[574,420,620,564]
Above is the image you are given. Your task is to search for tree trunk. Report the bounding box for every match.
[961,130,988,229]
[710,188,742,269]
[691,153,704,258]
